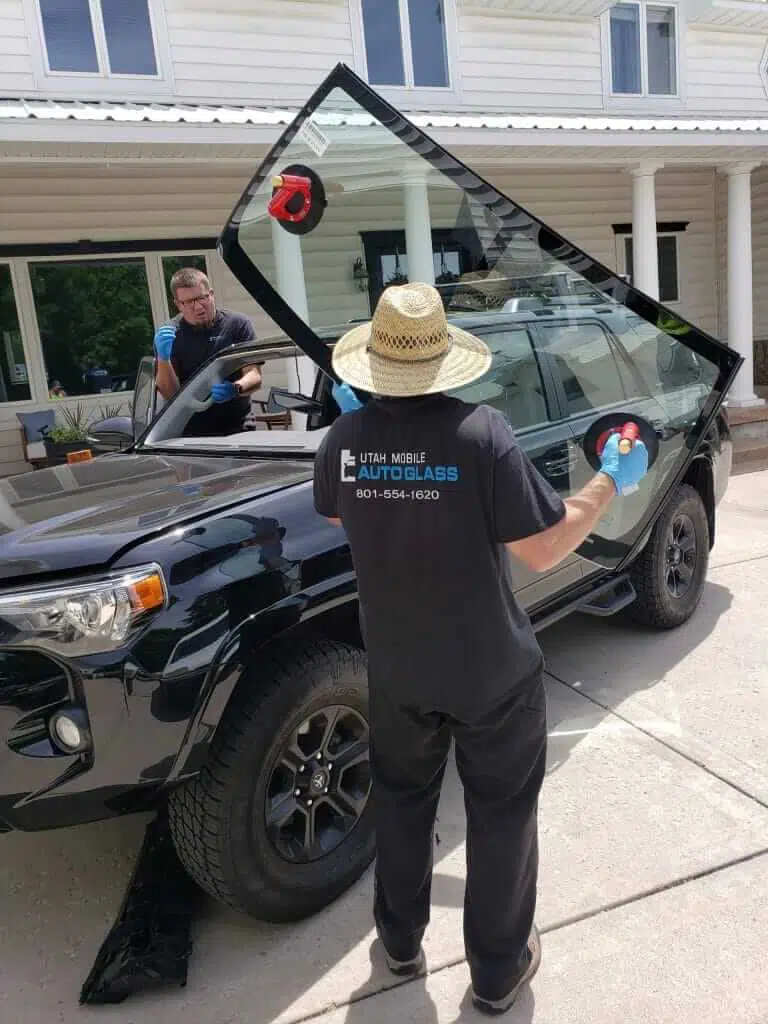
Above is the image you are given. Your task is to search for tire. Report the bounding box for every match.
[627,483,710,630]
[168,639,374,921]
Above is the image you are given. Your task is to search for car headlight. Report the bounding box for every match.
[0,564,167,656]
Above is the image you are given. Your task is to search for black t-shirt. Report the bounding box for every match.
[170,309,261,436]
[313,395,566,719]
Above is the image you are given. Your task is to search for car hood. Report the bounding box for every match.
[0,452,313,583]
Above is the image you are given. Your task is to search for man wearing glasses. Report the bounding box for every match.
[153,267,264,436]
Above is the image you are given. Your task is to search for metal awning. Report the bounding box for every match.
[3,98,768,157]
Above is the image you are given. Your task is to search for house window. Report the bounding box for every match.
[625,234,679,303]
[38,0,158,76]
[29,257,155,398]
[609,3,677,96]
[360,0,450,88]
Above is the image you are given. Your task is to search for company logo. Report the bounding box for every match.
[340,449,357,482]
[340,448,459,483]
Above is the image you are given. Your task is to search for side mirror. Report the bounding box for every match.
[268,388,324,414]
[86,415,135,454]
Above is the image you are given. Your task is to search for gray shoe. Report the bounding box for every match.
[379,940,426,977]
[471,925,542,1015]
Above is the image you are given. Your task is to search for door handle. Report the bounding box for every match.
[544,455,576,477]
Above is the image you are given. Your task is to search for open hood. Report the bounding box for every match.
[219,63,742,570]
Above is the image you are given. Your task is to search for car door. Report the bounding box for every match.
[217,64,742,576]
[450,321,583,606]
[532,311,721,572]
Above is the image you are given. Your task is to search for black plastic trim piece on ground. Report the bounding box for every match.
[79,807,201,1005]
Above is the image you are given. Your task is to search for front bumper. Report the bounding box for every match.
[0,647,203,832]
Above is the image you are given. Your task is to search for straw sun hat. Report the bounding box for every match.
[331,282,492,397]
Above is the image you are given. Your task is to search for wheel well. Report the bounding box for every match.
[266,599,364,653]
[173,598,364,782]
[682,455,715,548]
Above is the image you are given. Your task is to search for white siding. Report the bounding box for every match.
[165,0,354,105]
[0,162,255,244]
[715,168,768,344]
[745,167,768,347]
[456,11,604,113]
[0,0,36,94]
[685,29,768,115]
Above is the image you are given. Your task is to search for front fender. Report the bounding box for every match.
[165,571,357,782]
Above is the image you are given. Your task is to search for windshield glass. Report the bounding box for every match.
[216,68,741,564]
[224,81,733,405]
[140,343,333,452]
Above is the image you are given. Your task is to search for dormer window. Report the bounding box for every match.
[359,0,451,88]
[37,0,158,77]
[609,3,677,96]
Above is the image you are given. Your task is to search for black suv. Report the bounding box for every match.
[0,66,741,922]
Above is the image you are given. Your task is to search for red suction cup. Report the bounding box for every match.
[583,412,659,472]
[268,163,327,236]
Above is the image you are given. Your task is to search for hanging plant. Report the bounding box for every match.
[435,245,459,286]
[384,248,409,288]
[385,271,409,287]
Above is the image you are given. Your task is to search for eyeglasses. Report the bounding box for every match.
[177,291,213,308]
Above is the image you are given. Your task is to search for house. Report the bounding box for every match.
[1,0,768,477]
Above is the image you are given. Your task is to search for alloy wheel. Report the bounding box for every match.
[665,513,697,599]
[264,704,371,863]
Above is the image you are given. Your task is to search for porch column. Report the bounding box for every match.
[629,163,663,300]
[271,219,316,423]
[403,175,435,286]
[722,162,762,406]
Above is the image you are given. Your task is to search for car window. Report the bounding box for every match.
[535,321,628,416]
[450,326,549,431]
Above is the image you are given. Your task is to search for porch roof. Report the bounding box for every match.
[3,99,768,161]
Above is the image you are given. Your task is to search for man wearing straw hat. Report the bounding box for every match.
[313,282,648,1014]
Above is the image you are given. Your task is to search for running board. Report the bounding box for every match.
[532,573,636,632]
[578,574,637,617]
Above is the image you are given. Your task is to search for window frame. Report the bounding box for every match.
[24,0,173,98]
[618,231,681,306]
[602,1,682,104]
[350,0,461,103]
[0,262,34,406]
[0,247,215,415]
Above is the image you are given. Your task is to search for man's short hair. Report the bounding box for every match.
[170,266,210,297]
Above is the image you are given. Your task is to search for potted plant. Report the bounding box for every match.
[42,403,93,466]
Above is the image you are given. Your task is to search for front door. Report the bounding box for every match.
[218,64,742,576]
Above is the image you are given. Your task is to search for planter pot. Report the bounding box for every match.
[44,439,92,466]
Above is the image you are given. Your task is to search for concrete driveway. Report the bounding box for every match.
[2,468,767,1024]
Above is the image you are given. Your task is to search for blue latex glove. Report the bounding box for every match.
[599,431,649,496]
[153,323,176,361]
[332,380,363,414]
[211,381,237,403]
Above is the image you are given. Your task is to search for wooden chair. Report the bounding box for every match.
[249,394,292,431]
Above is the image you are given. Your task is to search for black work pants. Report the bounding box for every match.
[369,668,547,996]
